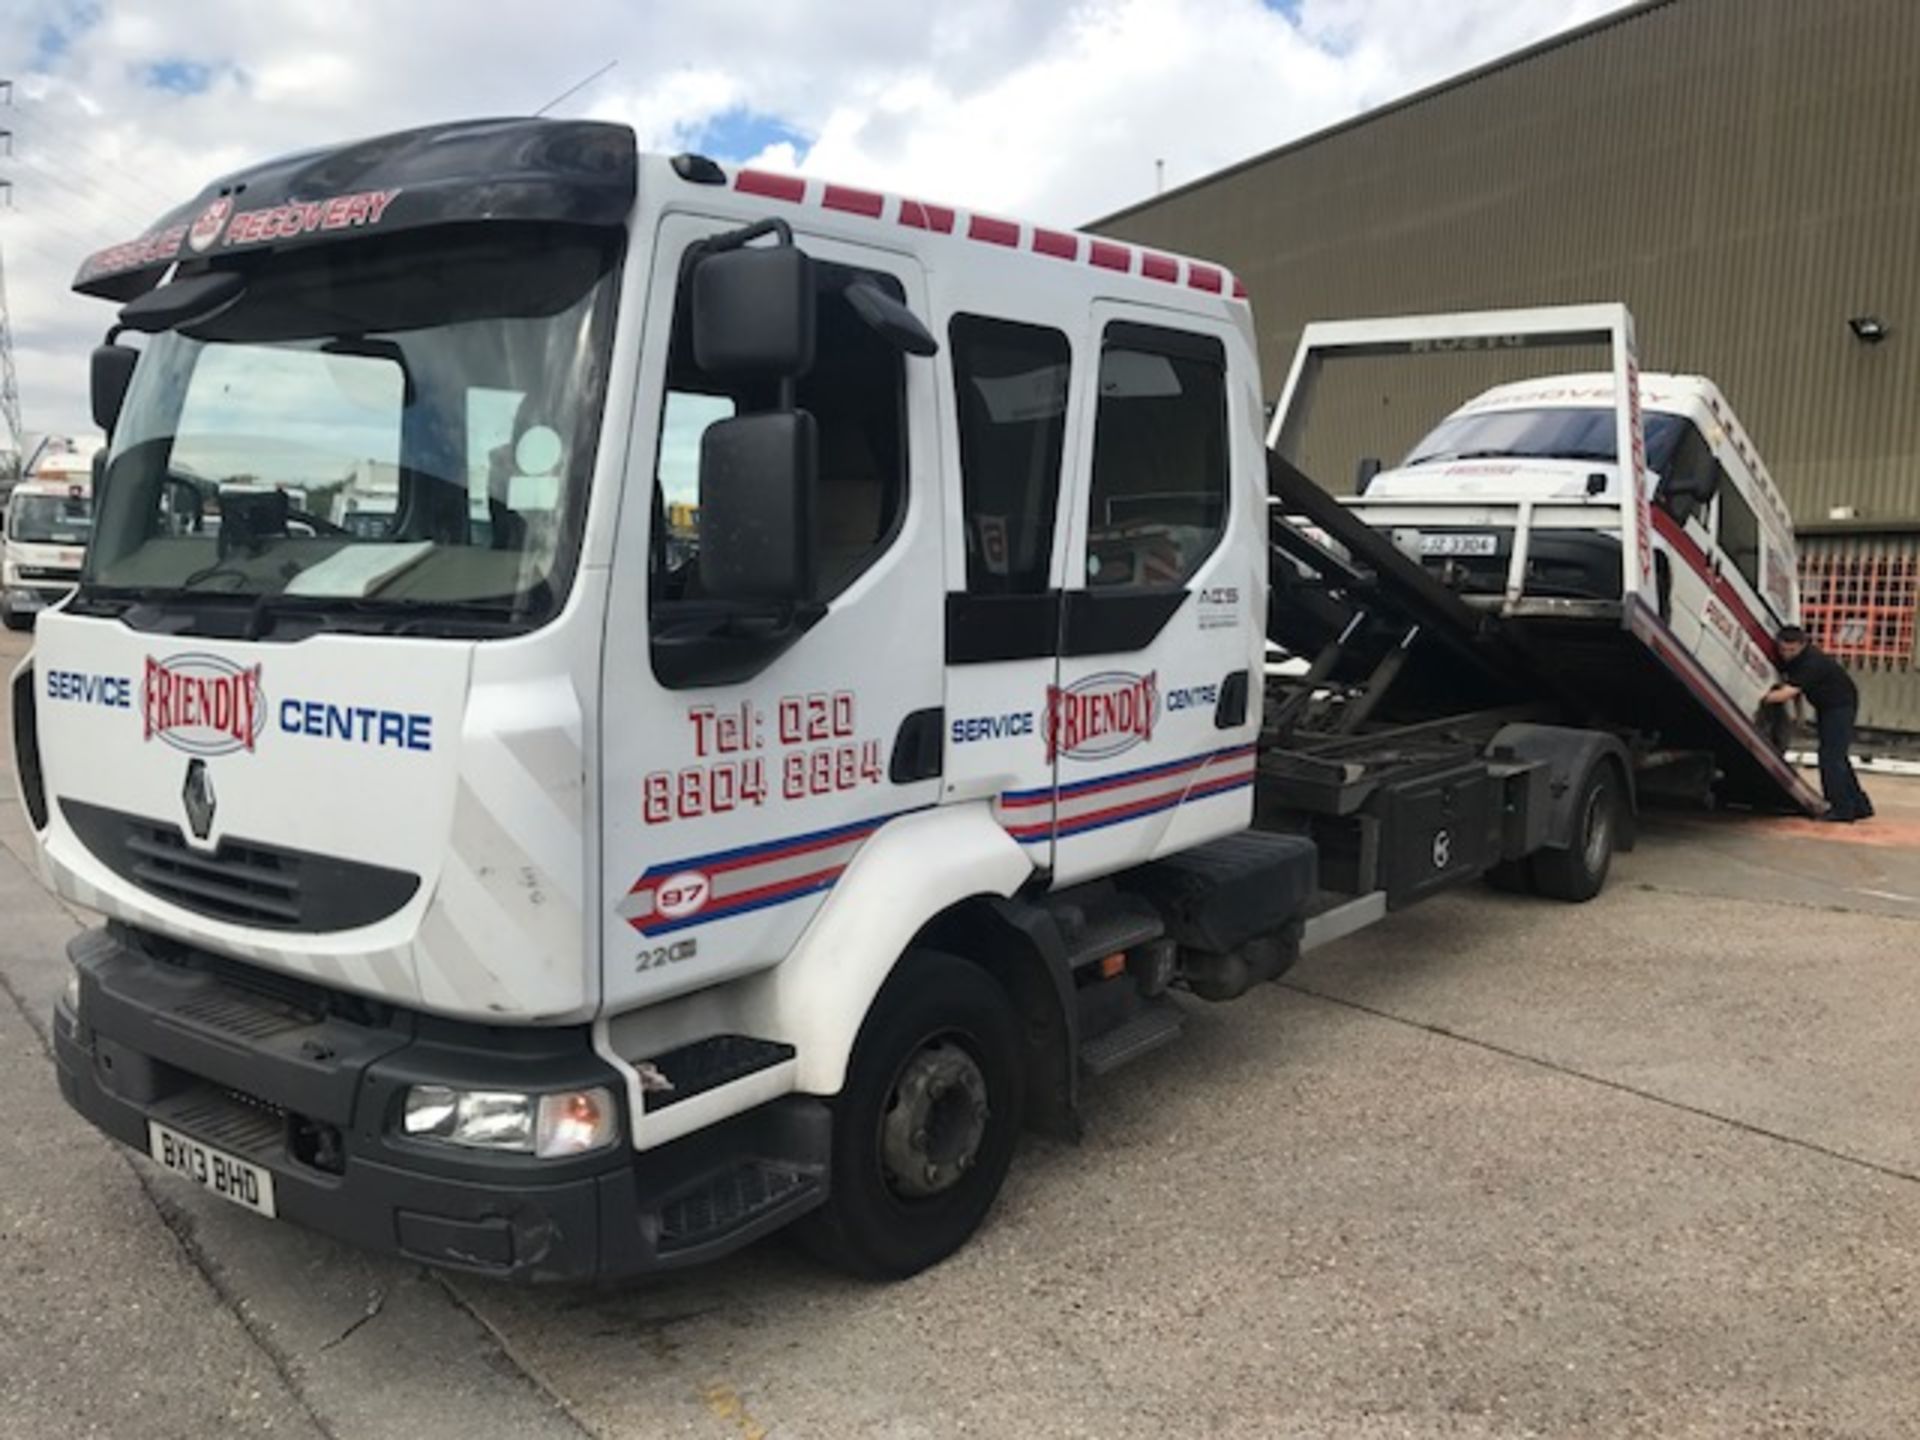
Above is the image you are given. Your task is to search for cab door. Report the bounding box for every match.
[940,313,1080,872]
[1046,307,1261,887]
[601,215,945,1012]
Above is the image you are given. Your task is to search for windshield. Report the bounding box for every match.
[84,225,620,635]
[1404,406,1686,472]
[7,493,93,545]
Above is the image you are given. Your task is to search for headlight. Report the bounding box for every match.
[400,1084,618,1158]
[63,970,81,1017]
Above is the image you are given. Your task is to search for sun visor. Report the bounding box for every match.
[73,117,637,302]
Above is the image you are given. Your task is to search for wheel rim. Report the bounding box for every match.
[1582,782,1613,875]
[878,1036,991,1201]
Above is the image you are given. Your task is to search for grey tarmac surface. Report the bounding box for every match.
[4,622,1918,1437]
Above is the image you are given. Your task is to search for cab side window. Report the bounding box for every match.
[950,315,1071,595]
[1718,477,1763,594]
[649,259,906,619]
[1084,324,1227,590]
[1656,418,1718,513]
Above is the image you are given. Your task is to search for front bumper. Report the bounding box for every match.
[53,926,828,1282]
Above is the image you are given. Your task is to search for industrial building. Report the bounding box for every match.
[1095,0,1920,735]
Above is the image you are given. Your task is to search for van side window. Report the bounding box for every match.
[950,315,1071,594]
[1717,475,1763,594]
[1084,323,1227,589]
[649,258,906,622]
[1655,419,1717,510]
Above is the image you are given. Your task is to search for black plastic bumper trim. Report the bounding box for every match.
[53,927,831,1282]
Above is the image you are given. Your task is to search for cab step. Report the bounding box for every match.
[1079,1001,1184,1077]
[655,1159,822,1259]
[643,1034,796,1110]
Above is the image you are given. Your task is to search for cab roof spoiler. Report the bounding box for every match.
[72,117,638,302]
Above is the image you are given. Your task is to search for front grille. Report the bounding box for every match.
[126,824,302,925]
[64,799,420,933]
[13,566,78,584]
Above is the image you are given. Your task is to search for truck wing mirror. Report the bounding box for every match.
[697,410,818,603]
[845,280,938,357]
[1354,457,1382,494]
[91,343,138,435]
[694,245,816,377]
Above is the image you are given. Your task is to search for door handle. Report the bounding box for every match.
[890,708,944,783]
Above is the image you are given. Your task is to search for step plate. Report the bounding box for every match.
[1079,1004,1184,1077]
[657,1161,820,1255]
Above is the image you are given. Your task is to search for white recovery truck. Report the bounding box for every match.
[3,445,97,631]
[16,119,1776,1284]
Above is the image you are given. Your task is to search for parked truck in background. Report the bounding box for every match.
[14,119,1796,1284]
[3,440,100,630]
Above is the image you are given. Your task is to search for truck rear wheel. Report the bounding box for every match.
[1,607,30,632]
[796,951,1024,1280]
[1530,763,1619,902]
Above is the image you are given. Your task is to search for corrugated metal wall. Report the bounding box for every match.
[1096,0,1920,728]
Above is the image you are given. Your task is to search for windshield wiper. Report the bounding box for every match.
[239,592,525,640]
[1409,447,1618,466]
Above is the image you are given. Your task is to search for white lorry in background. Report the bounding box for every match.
[1270,310,1819,815]
[3,440,101,630]
[21,121,1646,1285]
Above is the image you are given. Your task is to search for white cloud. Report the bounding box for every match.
[0,0,1626,446]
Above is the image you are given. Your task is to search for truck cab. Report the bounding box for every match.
[3,449,98,630]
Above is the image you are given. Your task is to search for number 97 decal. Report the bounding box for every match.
[655,870,712,921]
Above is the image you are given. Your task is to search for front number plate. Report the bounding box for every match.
[1419,532,1499,557]
[147,1120,278,1218]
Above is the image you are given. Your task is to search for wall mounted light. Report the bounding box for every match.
[1847,315,1890,343]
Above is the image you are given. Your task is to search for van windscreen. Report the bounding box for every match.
[1404,407,1687,471]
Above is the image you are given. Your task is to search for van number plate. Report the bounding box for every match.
[147,1120,277,1218]
[1420,532,1498,557]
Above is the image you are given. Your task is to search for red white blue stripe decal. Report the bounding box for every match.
[621,809,925,937]
[997,744,1258,844]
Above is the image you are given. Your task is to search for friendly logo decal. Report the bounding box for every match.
[1045,670,1158,762]
[187,197,234,253]
[142,654,266,756]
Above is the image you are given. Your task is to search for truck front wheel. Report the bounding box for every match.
[797,951,1025,1279]
[1530,763,1620,902]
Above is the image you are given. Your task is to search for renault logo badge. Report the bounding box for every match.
[182,759,217,841]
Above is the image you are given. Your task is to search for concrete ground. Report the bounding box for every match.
[3,620,1917,1437]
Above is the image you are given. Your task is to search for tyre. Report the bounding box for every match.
[1530,763,1620,902]
[1,607,30,632]
[796,950,1025,1280]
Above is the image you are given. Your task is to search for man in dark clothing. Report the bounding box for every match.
[1764,625,1873,822]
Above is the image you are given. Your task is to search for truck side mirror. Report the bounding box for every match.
[91,344,138,435]
[693,245,816,378]
[845,279,938,357]
[697,410,818,603]
[1354,457,1382,494]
